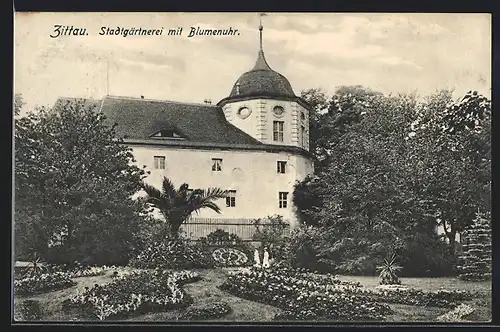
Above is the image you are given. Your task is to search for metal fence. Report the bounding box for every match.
[180,217,289,240]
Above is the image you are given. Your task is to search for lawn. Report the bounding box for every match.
[13,267,491,323]
[337,275,491,322]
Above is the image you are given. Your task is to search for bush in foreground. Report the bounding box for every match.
[129,238,214,269]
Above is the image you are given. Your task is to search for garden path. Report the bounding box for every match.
[181,268,282,321]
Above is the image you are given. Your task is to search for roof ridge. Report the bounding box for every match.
[105,95,220,108]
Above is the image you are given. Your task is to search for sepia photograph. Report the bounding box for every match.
[12,12,491,323]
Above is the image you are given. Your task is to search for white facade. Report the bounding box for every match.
[132,144,314,227]
[222,98,310,151]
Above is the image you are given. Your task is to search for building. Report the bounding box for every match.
[57,22,314,238]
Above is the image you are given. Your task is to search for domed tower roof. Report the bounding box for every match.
[218,17,298,106]
[228,51,296,98]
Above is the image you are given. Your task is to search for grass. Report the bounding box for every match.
[338,275,491,322]
[13,268,491,323]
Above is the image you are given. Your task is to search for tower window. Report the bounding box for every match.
[279,192,288,209]
[277,161,287,174]
[273,121,284,142]
[301,125,306,147]
[273,105,285,116]
[237,107,252,119]
[301,112,306,121]
[226,190,236,207]
[153,156,166,169]
[212,158,223,172]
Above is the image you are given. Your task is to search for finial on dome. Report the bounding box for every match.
[259,13,266,51]
[252,13,272,71]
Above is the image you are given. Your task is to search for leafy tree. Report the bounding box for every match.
[410,90,491,253]
[140,176,228,238]
[300,85,383,172]
[15,99,148,265]
[14,93,24,116]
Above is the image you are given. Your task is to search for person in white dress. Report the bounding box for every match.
[253,248,261,268]
[262,247,270,268]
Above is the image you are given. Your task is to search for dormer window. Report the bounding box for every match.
[150,130,184,139]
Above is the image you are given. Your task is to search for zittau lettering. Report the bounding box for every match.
[50,25,89,38]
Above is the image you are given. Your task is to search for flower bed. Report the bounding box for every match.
[48,264,110,278]
[212,248,248,267]
[368,285,474,308]
[219,268,477,321]
[436,303,475,322]
[63,270,200,320]
[15,300,42,321]
[15,272,77,296]
[178,301,232,320]
[219,267,392,321]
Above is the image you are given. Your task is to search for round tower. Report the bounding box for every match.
[217,16,311,151]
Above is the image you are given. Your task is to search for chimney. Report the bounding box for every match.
[236,82,240,95]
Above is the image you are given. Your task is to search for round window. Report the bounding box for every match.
[237,107,252,119]
[273,106,285,116]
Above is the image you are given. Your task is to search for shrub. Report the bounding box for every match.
[178,301,232,320]
[201,229,243,246]
[15,272,76,296]
[63,270,200,320]
[281,226,326,271]
[252,215,290,262]
[129,238,214,269]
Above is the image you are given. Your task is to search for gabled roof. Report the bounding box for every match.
[97,95,262,145]
[53,95,313,158]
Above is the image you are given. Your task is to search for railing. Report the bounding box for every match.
[180,217,290,240]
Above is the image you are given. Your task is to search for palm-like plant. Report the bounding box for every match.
[376,253,402,285]
[21,252,47,278]
[140,176,228,238]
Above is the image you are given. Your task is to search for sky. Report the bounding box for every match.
[14,12,491,115]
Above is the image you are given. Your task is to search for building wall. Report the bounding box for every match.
[222,98,310,151]
[131,144,314,228]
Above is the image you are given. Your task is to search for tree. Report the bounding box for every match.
[292,88,490,275]
[300,85,383,172]
[14,93,24,116]
[141,176,228,238]
[410,90,491,253]
[293,91,459,275]
[15,99,148,265]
